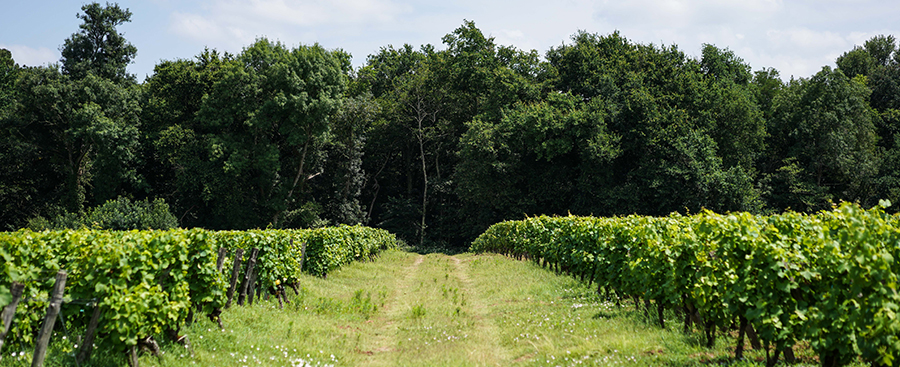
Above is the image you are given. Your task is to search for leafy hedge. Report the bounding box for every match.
[0,225,396,360]
[470,202,900,367]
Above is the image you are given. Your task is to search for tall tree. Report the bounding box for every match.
[141,50,235,224]
[360,45,444,245]
[359,21,547,246]
[751,67,784,125]
[832,35,900,211]
[864,35,898,67]
[546,32,763,215]
[0,49,15,116]
[697,44,766,170]
[2,3,142,221]
[317,93,379,226]
[0,49,36,229]
[13,67,142,213]
[766,67,878,211]
[149,40,349,229]
[836,47,876,79]
[60,2,137,83]
[457,92,620,226]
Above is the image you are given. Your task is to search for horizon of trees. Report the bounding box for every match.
[2,3,900,249]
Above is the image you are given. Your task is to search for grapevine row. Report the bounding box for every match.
[470,202,900,367]
[0,225,396,364]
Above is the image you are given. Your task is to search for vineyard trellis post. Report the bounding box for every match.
[226,249,244,308]
[76,300,102,365]
[31,270,67,367]
[238,248,259,306]
[0,282,25,357]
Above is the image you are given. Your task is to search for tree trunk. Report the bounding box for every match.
[656,301,665,329]
[704,320,716,348]
[745,322,762,349]
[275,140,311,226]
[735,316,748,359]
[783,346,795,363]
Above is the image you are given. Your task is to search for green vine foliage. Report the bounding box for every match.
[470,202,900,366]
[0,225,396,356]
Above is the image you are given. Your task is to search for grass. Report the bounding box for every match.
[1,250,870,366]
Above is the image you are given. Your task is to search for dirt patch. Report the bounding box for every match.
[513,353,535,362]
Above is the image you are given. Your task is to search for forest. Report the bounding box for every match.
[2,3,899,249]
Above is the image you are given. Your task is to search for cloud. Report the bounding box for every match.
[577,0,900,79]
[0,44,57,67]
[156,0,900,80]
[493,29,525,47]
[169,0,411,50]
[595,0,783,29]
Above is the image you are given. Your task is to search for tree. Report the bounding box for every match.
[362,45,445,246]
[0,4,142,227]
[457,92,620,226]
[546,32,763,215]
[148,39,349,229]
[0,49,35,229]
[358,21,548,247]
[864,35,898,67]
[751,67,784,126]
[13,66,142,213]
[836,47,876,79]
[141,50,235,224]
[317,93,379,226]
[697,44,766,170]
[0,49,15,116]
[766,67,879,211]
[60,2,137,83]
[241,39,350,227]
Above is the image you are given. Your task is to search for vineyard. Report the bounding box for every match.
[0,225,397,366]
[2,203,900,366]
[471,201,900,367]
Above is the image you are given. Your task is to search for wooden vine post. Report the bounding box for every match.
[226,249,244,308]
[299,240,308,272]
[247,269,257,306]
[76,301,103,365]
[216,247,227,272]
[0,282,25,357]
[238,248,259,306]
[32,270,67,367]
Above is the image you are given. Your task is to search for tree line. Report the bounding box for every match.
[1,3,899,248]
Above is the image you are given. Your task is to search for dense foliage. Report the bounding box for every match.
[26,196,178,231]
[2,3,900,249]
[0,225,396,358]
[470,202,900,367]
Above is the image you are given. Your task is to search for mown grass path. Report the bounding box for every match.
[351,253,511,366]
[133,250,837,367]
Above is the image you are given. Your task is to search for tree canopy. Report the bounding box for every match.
[2,4,899,248]
[60,2,137,83]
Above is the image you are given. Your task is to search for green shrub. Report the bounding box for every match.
[84,197,178,230]
[26,196,178,230]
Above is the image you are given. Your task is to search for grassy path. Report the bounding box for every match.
[130,250,835,367]
[352,253,511,366]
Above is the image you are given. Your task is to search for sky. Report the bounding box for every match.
[2,0,899,82]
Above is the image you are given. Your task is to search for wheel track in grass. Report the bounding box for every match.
[448,254,510,365]
[355,253,510,366]
[353,252,424,363]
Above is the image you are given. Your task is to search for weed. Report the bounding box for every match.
[410,304,426,319]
